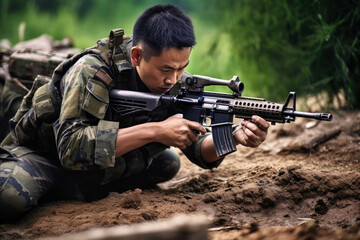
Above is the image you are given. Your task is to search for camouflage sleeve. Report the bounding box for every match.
[53,55,119,170]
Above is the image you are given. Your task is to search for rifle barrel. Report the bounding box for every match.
[284,110,333,121]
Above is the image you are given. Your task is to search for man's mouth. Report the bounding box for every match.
[160,86,172,93]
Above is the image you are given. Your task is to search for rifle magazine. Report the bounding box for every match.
[211,122,236,157]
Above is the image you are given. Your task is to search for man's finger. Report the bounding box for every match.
[188,131,199,142]
[243,120,268,142]
[187,121,206,135]
[241,120,263,135]
[251,115,270,132]
[243,126,259,141]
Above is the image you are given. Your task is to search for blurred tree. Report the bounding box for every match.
[215,0,360,109]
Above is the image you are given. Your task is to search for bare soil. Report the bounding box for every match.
[0,109,359,240]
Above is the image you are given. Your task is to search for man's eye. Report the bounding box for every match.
[161,69,170,73]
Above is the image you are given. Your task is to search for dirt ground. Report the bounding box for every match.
[0,108,359,240]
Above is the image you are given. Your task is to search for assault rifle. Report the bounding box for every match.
[109,75,332,157]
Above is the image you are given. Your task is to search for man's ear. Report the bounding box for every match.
[131,47,142,66]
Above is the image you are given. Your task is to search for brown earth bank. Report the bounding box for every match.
[0,109,359,240]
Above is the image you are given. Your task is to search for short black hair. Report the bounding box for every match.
[133,4,196,54]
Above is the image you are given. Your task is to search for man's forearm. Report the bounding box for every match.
[200,135,223,163]
[115,122,158,157]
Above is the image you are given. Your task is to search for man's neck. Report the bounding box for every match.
[133,68,151,92]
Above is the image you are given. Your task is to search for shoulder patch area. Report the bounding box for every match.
[95,68,113,86]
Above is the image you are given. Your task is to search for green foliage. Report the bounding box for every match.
[1,0,358,108]
[215,0,360,109]
[0,0,236,94]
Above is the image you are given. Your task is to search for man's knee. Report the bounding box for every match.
[0,161,37,222]
[148,148,181,182]
[104,149,181,193]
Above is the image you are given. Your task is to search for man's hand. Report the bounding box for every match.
[156,116,206,150]
[233,115,270,148]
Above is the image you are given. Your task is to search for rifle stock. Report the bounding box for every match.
[109,75,332,157]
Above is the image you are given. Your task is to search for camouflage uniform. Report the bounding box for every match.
[0,29,223,222]
[0,37,78,142]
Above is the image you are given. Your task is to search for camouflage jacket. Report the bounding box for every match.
[8,31,223,175]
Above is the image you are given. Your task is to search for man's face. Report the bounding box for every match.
[131,45,191,94]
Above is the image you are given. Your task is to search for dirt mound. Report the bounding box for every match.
[0,110,359,240]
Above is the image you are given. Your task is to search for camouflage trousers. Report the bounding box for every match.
[0,146,61,222]
[0,146,180,222]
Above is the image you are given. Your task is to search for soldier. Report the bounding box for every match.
[0,4,269,222]
[0,35,77,142]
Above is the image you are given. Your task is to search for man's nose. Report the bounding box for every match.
[165,72,178,85]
